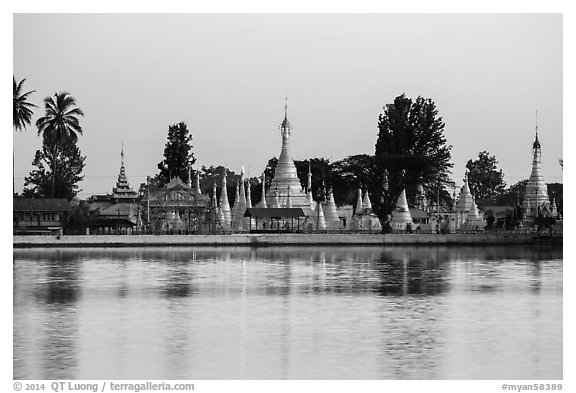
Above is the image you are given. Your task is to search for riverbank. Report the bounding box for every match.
[12,232,562,248]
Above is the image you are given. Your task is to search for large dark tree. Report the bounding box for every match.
[198,165,238,204]
[23,131,86,199]
[466,151,506,205]
[375,94,453,217]
[35,92,84,197]
[547,183,563,217]
[330,154,378,206]
[495,179,528,206]
[294,158,332,200]
[157,122,196,186]
[263,157,278,190]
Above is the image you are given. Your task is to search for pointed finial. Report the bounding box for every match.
[120,142,124,166]
[533,110,541,150]
[280,95,292,135]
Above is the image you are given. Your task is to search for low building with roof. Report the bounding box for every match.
[243,207,307,232]
[13,197,71,235]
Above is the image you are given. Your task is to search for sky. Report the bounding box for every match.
[12,13,563,199]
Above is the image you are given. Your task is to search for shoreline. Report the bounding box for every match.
[13,233,562,248]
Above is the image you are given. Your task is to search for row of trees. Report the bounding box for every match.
[14,77,86,199]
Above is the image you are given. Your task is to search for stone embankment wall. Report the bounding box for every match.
[13,233,548,248]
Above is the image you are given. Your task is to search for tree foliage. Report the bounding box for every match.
[465,151,506,204]
[36,92,84,143]
[330,154,378,206]
[495,179,527,206]
[35,92,85,197]
[294,158,332,200]
[374,94,453,217]
[23,132,86,199]
[157,122,196,186]
[546,183,563,216]
[13,76,36,131]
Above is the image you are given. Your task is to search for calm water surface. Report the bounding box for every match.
[13,245,562,380]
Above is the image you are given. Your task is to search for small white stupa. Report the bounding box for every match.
[362,191,372,211]
[390,189,413,230]
[354,188,363,215]
[195,169,202,195]
[323,189,342,230]
[315,200,326,230]
[258,173,267,208]
[463,194,485,230]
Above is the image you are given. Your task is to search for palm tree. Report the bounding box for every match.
[13,76,36,195]
[13,77,36,131]
[36,92,84,197]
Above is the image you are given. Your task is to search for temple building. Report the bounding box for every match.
[146,172,212,234]
[88,146,141,234]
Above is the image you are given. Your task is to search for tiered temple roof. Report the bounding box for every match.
[112,145,138,202]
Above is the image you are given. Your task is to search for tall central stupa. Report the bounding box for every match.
[524,120,550,216]
[265,101,311,209]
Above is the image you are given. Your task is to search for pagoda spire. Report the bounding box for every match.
[113,142,136,199]
[307,161,312,191]
[259,173,267,208]
[188,167,192,188]
[280,96,291,137]
[355,188,363,215]
[239,166,247,207]
[219,169,231,228]
[390,189,413,230]
[265,99,309,209]
[362,191,372,211]
[315,200,326,230]
[246,180,253,209]
[211,181,217,207]
[195,168,202,195]
[525,111,549,216]
[306,162,314,207]
[324,189,341,229]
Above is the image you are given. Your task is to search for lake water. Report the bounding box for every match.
[13,245,562,380]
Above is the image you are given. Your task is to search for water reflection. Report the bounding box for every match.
[14,245,562,380]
